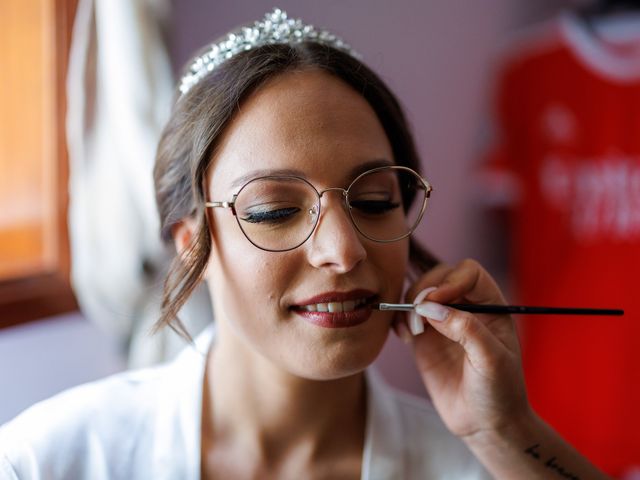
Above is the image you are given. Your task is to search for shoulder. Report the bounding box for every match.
[366,371,491,479]
[3,361,168,432]
[0,366,163,478]
[0,342,206,480]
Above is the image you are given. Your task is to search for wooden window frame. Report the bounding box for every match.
[0,0,79,329]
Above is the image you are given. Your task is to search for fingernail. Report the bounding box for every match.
[414,286,438,304]
[408,314,424,336]
[397,321,413,344]
[408,287,437,335]
[415,302,450,322]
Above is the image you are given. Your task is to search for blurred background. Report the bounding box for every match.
[1,0,639,477]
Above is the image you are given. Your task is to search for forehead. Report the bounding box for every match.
[207,69,393,192]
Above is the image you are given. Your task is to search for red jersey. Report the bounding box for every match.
[485,12,640,476]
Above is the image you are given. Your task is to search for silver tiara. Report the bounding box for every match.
[178,8,360,96]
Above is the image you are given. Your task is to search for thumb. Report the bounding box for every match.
[414,302,504,372]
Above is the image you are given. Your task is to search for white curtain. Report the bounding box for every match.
[66,0,212,368]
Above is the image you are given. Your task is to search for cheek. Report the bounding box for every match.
[237,255,291,304]
[210,240,282,310]
[209,239,314,370]
[207,217,296,327]
[371,240,409,301]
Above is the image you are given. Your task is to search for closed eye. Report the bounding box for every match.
[240,207,300,224]
[349,200,401,215]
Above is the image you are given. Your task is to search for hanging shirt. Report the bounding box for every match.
[484,10,640,476]
[0,326,489,480]
[66,0,212,370]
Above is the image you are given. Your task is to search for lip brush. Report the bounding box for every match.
[374,303,624,316]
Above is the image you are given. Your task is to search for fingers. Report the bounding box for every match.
[429,259,506,306]
[405,262,453,304]
[395,258,518,358]
[406,259,506,305]
[392,318,414,344]
[414,302,506,372]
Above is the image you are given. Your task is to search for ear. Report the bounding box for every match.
[171,217,199,258]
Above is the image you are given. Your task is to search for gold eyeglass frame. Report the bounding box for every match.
[204,165,433,252]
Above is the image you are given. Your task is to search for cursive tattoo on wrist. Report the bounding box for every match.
[524,444,581,480]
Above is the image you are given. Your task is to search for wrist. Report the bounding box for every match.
[461,409,611,480]
[462,406,541,457]
[462,410,551,480]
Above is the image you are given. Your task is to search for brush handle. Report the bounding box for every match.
[448,304,624,316]
[375,303,624,316]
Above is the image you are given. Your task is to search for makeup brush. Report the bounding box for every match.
[374,303,624,316]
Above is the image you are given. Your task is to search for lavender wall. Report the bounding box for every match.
[0,313,124,424]
[168,0,572,396]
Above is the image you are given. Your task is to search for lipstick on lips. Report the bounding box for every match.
[290,289,378,328]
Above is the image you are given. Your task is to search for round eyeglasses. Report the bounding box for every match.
[205,165,432,252]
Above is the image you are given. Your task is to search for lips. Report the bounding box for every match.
[290,289,377,328]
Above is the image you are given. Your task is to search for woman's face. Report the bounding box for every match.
[204,69,409,380]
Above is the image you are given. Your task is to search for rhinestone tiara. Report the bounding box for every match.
[178,7,360,96]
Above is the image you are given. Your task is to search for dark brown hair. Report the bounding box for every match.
[153,42,438,338]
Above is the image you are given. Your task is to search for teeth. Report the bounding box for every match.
[301,298,368,313]
[328,302,342,313]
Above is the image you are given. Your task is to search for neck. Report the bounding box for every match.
[202,321,368,467]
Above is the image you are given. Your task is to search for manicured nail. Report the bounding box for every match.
[408,313,424,336]
[397,321,413,344]
[408,286,437,335]
[414,286,438,303]
[415,302,450,322]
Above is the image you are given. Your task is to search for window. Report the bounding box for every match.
[0,0,78,328]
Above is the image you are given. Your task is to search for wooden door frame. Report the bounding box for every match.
[0,0,79,329]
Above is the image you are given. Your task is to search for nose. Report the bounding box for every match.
[306,190,367,273]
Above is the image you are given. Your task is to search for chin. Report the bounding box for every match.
[283,332,389,381]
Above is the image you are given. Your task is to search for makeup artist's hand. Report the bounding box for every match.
[394,259,531,441]
[393,259,612,479]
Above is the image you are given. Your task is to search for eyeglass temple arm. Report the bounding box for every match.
[205,201,237,216]
[205,201,233,208]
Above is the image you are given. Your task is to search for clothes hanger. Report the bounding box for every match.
[577,0,640,33]
[580,0,640,17]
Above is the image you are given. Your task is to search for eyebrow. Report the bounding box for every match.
[229,158,395,190]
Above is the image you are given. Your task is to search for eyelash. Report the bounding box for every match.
[241,199,400,226]
[241,207,301,224]
[350,199,400,214]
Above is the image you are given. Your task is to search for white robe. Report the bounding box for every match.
[0,327,490,480]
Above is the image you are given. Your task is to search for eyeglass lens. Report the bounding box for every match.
[233,167,427,251]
